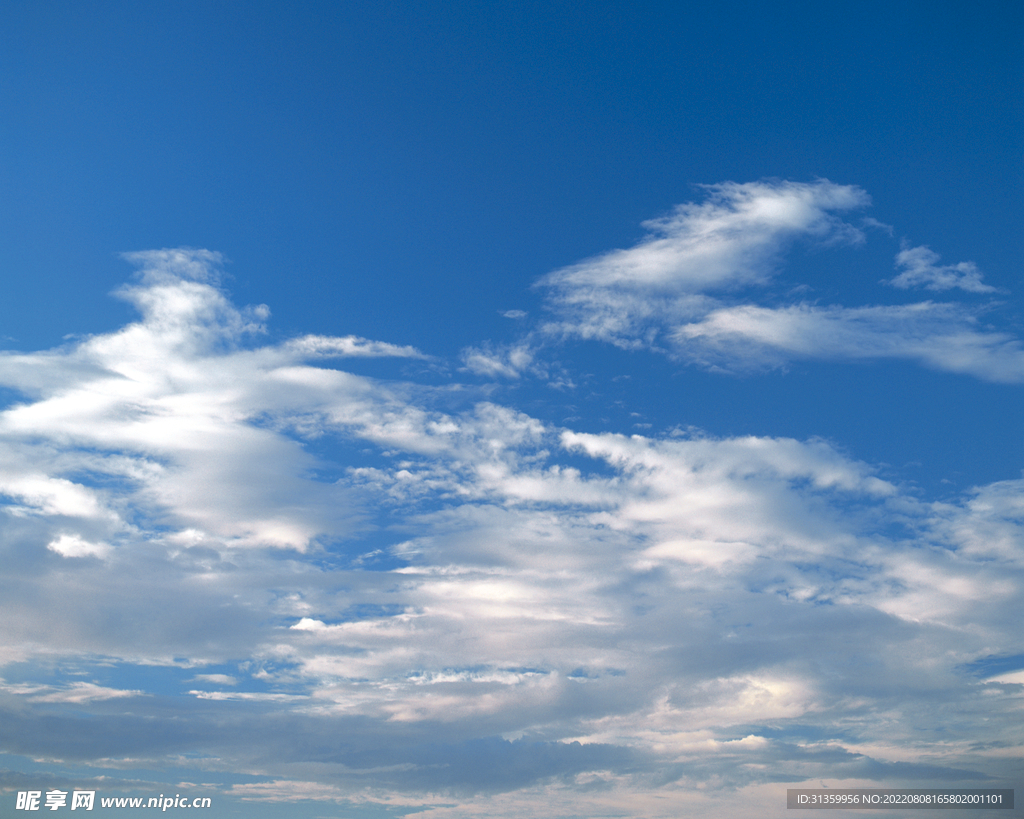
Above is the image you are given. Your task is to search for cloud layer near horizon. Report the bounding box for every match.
[1,189,1022,818]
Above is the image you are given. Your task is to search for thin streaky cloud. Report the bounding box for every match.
[673,302,1024,382]
[285,334,427,359]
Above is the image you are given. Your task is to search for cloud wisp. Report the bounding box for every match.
[674,301,1024,381]
[535,180,1020,382]
[888,244,997,293]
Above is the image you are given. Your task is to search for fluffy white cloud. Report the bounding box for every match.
[46,533,111,559]
[0,250,438,553]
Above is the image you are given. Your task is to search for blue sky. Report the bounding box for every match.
[0,2,1021,817]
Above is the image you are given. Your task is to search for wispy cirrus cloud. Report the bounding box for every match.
[535,180,1021,383]
[674,301,1024,381]
[538,180,870,348]
[0,681,147,704]
[460,341,536,379]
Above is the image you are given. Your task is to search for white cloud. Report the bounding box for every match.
[460,342,535,378]
[47,533,111,559]
[535,181,1022,383]
[1,681,147,703]
[927,478,1024,561]
[539,179,869,348]
[673,302,1024,381]
[0,250,440,552]
[188,691,309,702]
[0,242,1020,812]
[121,248,227,283]
[0,473,114,520]
[888,244,996,293]
[190,673,239,686]
[544,180,868,295]
[284,334,426,359]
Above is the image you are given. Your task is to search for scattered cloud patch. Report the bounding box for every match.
[533,180,1021,383]
[460,342,536,379]
[888,244,996,293]
[46,533,111,559]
